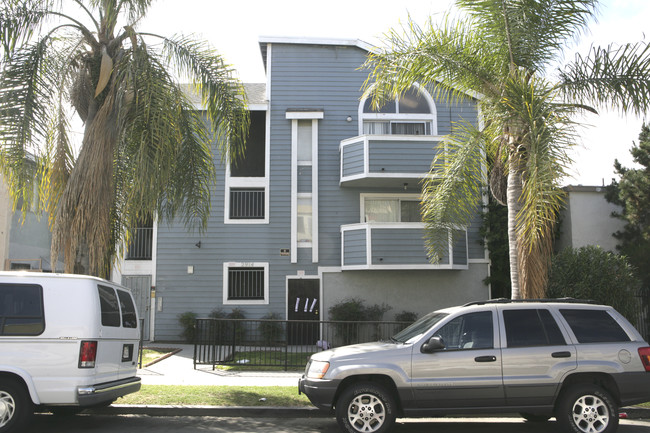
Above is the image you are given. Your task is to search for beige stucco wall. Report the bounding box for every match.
[557,186,625,253]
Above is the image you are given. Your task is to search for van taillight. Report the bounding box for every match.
[79,340,98,368]
[639,347,650,372]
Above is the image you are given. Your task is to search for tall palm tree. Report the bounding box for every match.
[363,0,650,299]
[0,0,249,276]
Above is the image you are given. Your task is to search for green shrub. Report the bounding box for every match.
[259,312,285,345]
[394,311,418,323]
[329,298,392,344]
[548,246,641,322]
[178,311,197,343]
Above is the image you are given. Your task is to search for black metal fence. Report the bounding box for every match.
[635,290,649,342]
[193,318,411,370]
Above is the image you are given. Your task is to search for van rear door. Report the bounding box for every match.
[96,284,140,381]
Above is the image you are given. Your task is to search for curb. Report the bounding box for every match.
[86,404,650,420]
[87,405,330,418]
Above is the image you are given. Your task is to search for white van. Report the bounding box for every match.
[0,272,141,432]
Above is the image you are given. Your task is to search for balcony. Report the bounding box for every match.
[341,223,468,270]
[340,135,443,188]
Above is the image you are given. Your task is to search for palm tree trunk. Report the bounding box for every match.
[507,157,523,300]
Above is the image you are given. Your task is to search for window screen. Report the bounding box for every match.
[560,309,630,343]
[0,283,44,335]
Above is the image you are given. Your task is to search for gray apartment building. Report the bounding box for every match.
[112,37,490,342]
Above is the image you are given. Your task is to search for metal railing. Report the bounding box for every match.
[193,318,411,370]
[126,227,153,260]
[635,290,649,342]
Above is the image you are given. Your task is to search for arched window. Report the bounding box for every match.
[359,85,437,136]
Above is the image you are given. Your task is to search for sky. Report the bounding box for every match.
[139,0,650,186]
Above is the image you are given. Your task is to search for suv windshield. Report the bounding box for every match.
[392,312,448,343]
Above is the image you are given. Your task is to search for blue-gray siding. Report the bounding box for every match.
[153,42,486,340]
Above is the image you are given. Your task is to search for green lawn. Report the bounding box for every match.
[213,350,310,372]
[118,385,311,407]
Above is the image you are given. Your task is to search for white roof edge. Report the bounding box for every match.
[259,36,378,53]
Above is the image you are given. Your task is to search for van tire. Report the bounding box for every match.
[0,379,33,433]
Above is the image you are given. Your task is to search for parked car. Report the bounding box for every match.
[0,272,141,433]
[299,299,650,433]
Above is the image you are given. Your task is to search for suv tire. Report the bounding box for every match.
[335,382,396,433]
[0,379,33,433]
[555,384,618,433]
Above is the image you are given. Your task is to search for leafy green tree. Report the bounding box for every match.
[548,246,640,323]
[362,0,650,299]
[605,123,650,291]
[0,0,249,276]
[480,196,511,299]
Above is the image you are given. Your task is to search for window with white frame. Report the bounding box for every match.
[360,86,436,136]
[223,262,269,304]
[362,194,422,223]
[297,196,312,244]
[226,111,268,223]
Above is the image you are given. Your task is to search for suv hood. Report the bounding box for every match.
[314,341,407,362]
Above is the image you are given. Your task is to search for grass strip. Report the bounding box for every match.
[118,385,311,407]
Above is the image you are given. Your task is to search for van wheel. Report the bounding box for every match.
[0,379,33,433]
[555,385,618,433]
[335,382,396,433]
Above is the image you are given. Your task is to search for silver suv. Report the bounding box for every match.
[299,300,650,433]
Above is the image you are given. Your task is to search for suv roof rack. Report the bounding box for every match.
[462,298,598,307]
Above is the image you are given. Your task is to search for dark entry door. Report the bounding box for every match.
[287,279,320,345]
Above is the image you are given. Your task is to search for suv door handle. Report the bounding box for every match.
[474,356,497,362]
[552,351,572,358]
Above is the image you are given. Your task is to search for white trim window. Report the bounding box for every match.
[359,85,437,136]
[222,262,269,305]
[287,111,322,263]
[361,193,422,223]
[225,111,269,224]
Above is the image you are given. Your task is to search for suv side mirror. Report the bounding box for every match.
[421,335,445,353]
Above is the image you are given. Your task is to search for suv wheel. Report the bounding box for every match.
[0,379,33,433]
[335,382,396,433]
[555,385,618,433]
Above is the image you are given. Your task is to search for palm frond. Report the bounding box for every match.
[0,0,52,58]
[457,0,598,71]
[421,121,487,261]
[0,40,53,211]
[559,42,650,116]
[362,15,503,108]
[157,34,249,163]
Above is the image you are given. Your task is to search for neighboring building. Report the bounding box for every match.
[556,185,625,253]
[0,174,61,273]
[120,37,492,342]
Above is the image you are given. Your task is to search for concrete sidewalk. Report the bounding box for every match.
[137,344,302,387]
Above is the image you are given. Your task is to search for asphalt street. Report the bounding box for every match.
[24,414,650,433]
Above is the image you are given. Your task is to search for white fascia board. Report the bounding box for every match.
[286,111,324,119]
[259,36,377,54]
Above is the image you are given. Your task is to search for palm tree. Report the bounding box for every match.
[0,0,248,276]
[363,0,650,299]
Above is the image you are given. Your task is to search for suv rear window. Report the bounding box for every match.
[0,283,45,335]
[560,309,630,343]
[504,309,566,347]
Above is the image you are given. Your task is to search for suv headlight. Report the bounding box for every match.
[306,360,330,379]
